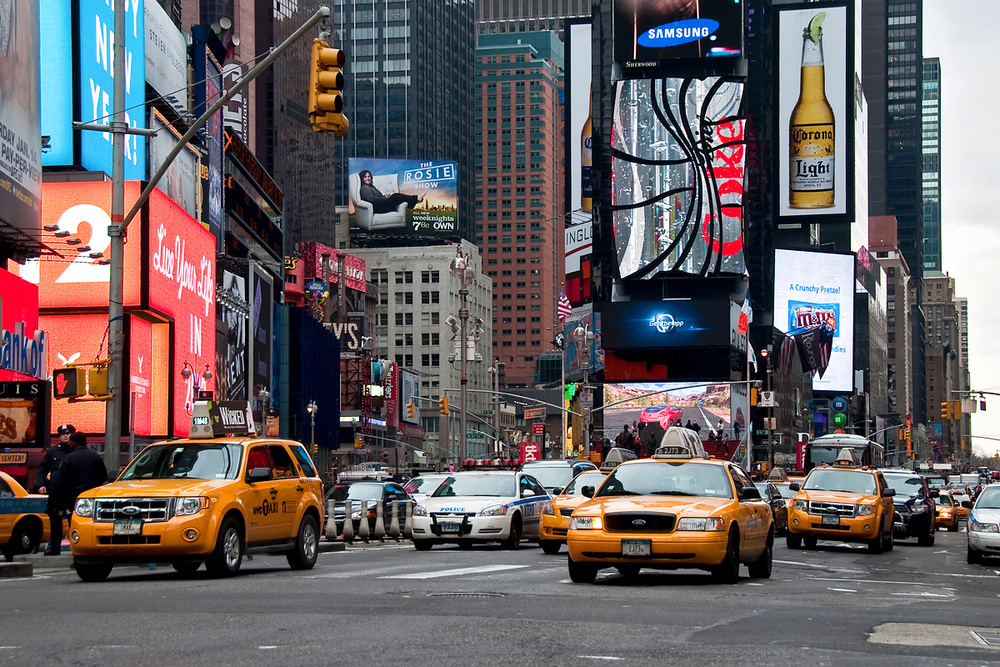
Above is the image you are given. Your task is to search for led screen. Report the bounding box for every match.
[614,0,743,66]
[348,158,459,237]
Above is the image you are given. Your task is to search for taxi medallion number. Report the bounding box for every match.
[113,519,142,536]
[621,539,651,557]
[821,514,840,527]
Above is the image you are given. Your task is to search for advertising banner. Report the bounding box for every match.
[144,0,188,116]
[614,0,743,68]
[602,382,731,452]
[776,2,853,224]
[773,248,854,392]
[39,0,72,167]
[195,50,224,250]
[400,368,420,425]
[565,23,594,313]
[601,298,731,349]
[250,267,273,420]
[0,381,50,447]
[220,269,248,401]
[348,158,458,237]
[0,0,42,238]
[150,109,200,220]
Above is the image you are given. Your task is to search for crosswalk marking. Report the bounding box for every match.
[380,564,529,580]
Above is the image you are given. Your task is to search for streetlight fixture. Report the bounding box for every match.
[487,358,504,458]
[572,323,595,457]
[257,386,271,435]
[450,246,476,470]
[306,400,318,451]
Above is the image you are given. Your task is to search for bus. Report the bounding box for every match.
[805,433,885,473]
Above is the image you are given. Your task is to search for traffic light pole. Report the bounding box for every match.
[96,5,332,473]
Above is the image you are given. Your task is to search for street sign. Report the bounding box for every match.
[523,406,547,420]
[484,409,494,416]
[532,423,544,435]
[467,431,485,440]
[520,441,540,462]
[759,391,777,408]
[580,394,593,409]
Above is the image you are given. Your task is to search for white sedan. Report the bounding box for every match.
[411,471,551,550]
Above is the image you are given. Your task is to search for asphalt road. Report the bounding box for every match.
[3,528,999,666]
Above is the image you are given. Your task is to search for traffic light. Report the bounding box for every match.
[88,366,109,397]
[311,443,318,455]
[439,396,450,415]
[951,400,962,419]
[941,402,951,421]
[406,402,415,419]
[52,367,85,399]
[308,38,349,135]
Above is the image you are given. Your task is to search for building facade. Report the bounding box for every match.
[921,57,942,272]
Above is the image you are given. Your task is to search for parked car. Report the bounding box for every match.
[338,462,392,483]
[967,485,1000,564]
[0,471,58,561]
[327,481,412,537]
[882,468,937,546]
[755,481,789,536]
[404,474,449,504]
[521,459,598,495]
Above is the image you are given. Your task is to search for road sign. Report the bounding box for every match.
[520,441,540,462]
[580,394,593,409]
[532,423,544,435]
[759,391,777,408]
[523,406,547,420]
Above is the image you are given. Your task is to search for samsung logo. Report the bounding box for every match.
[637,19,720,48]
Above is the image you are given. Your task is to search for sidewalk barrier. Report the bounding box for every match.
[388,500,401,540]
[403,500,413,540]
[325,499,338,541]
[374,500,386,540]
[358,500,370,542]
[342,499,354,543]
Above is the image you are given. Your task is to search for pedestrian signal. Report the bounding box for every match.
[53,367,86,399]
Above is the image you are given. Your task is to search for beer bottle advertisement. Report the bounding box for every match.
[777,5,850,220]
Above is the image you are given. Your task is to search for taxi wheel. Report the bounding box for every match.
[540,540,562,555]
[568,555,598,583]
[747,534,773,579]
[75,562,113,582]
[948,518,959,532]
[413,539,434,551]
[884,523,894,552]
[9,523,39,559]
[205,518,243,577]
[502,515,522,550]
[785,534,802,550]
[868,519,886,554]
[803,536,818,550]
[712,529,740,584]
[172,562,201,575]
[286,515,319,570]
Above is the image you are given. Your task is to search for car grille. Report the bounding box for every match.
[431,512,477,519]
[559,508,574,517]
[604,512,676,533]
[94,498,171,523]
[97,536,162,545]
[807,501,856,517]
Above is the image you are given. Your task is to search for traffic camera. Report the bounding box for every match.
[308,38,349,135]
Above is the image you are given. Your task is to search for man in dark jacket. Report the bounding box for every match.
[44,433,108,555]
[34,423,75,494]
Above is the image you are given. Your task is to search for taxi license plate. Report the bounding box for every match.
[113,519,142,536]
[821,514,840,527]
[440,522,461,533]
[621,539,651,557]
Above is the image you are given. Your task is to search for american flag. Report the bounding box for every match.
[776,333,796,376]
[557,291,572,323]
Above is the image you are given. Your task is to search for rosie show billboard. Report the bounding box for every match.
[348,158,458,238]
[773,248,854,392]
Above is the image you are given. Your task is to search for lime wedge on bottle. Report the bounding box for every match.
[807,12,827,43]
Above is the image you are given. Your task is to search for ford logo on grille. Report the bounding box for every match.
[632,519,646,527]
[121,506,141,515]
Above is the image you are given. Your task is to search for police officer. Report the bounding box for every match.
[34,424,75,494]
[45,433,108,555]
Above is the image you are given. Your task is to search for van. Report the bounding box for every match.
[600,447,638,472]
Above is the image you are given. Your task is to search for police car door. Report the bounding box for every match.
[519,474,548,538]
[728,464,768,556]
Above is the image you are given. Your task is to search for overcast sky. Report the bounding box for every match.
[922,0,999,457]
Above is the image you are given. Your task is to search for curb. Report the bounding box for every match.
[0,561,34,578]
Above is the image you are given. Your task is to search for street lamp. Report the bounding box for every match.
[450,246,476,470]
[257,386,271,435]
[572,323,594,457]
[306,400,318,451]
[487,358,503,458]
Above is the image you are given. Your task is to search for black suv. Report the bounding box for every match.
[881,468,937,546]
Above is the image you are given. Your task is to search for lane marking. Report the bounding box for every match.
[380,564,529,580]
[827,587,857,593]
[578,656,624,661]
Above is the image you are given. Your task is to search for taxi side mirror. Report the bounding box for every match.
[738,486,762,501]
[789,482,800,492]
[247,467,272,483]
[552,487,564,496]
[882,488,895,498]
[582,486,595,498]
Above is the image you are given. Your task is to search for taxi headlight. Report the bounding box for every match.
[570,516,603,531]
[479,505,507,517]
[857,504,875,516]
[794,500,808,511]
[174,497,209,516]
[542,501,554,516]
[413,504,428,517]
[74,498,94,518]
[969,519,1000,533]
[676,517,725,531]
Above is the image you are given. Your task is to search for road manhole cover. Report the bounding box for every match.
[427,592,506,598]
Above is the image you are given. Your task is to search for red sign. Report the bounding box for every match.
[520,441,540,462]
[298,242,367,292]
[532,422,544,436]
[0,269,45,381]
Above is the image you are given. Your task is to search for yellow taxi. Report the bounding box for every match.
[70,402,324,581]
[539,470,607,554]
[951,492,972,521]
[566,433,774,584]
[0,471,57,561]
[934,492,960,532]
[786,448,895,553]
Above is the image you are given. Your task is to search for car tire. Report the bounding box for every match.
[75,562,114,582]
[568,554,598,583]
[712,528,740,584]
[747,533,773,579]
[502,515,522,550]
[785,534,802,550]
[884,523,894,552]
[868,518,886,554]
[205,517,243,577]
[616,565,640,577]
[413,539,433,551]
[948,519,959,533]
[803,536,817,550]
[172,561,201,575]
[917,520,935,547]
[540,540,562,555]
[286,515,319,570]
[968,545,983,565]
[7,522,40,561]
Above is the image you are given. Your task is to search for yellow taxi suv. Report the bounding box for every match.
[785,448,895,553]
[539,470,607,554]
[566,436,773,584]
[0,471,57,561]
[70,402,324,581]
[934,492,960,532]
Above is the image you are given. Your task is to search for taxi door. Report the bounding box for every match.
[262,443,307,542]
[729,465,769,556]
[243,444,284,543]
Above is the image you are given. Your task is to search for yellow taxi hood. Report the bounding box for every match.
[576,495,733,515]
[79,478,235,498]
[553,494,594,512]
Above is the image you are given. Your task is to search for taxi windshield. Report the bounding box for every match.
[120,443,243,480]
[597,462,733,499]
[432,474,516,497]
[934,495,952,506]
[804,469,878,495]
[562,471,606,496]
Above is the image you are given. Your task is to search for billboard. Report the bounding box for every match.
[143,0,188,116]
[775,2,854,224]
[0,0,42,238]
[614,0,743,68]
[564,22,594,313]
[0,381,50,448]
[773,248,854,392]
[601,298,732,349]
[220,269,248,401]
[150,109,200,220]
[400,368,420,425]
[39,0,72,167]
[348,158,458,237]
[250,267,273,419]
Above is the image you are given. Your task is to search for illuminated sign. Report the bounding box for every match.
[348,158,459,238]
[39,0,73,167]
[649,314,685,334]
[0,381,50,448]
[602,299,729,349]
[0,323,48,381]
[614,0,743,69]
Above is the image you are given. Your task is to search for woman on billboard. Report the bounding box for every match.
[357,170,423,213]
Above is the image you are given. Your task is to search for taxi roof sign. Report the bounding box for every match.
[654,427,708,460]
[189,401,257,439]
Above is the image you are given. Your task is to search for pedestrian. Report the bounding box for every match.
[716,419,725,438]
[44,432,108,555]
[690,421,702,437]
[733,421,742,441]
[34,424,75,494]
[617,425,630,449]
[685,419,693,430]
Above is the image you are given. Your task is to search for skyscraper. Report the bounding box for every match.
[921,57,941,272]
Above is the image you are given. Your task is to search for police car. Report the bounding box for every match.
[410,471,551,550]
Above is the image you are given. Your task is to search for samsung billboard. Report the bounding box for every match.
[773,248,854,392]
[348,158,459,238]
[614,0,743,68]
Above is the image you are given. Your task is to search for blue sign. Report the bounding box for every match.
[0,497,48,515]
[602,299,730,349]
[637,19,721,48]
[40,0,74,167]
[831,396,848,412]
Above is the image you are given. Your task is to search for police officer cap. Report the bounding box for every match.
[57,424,76,435]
